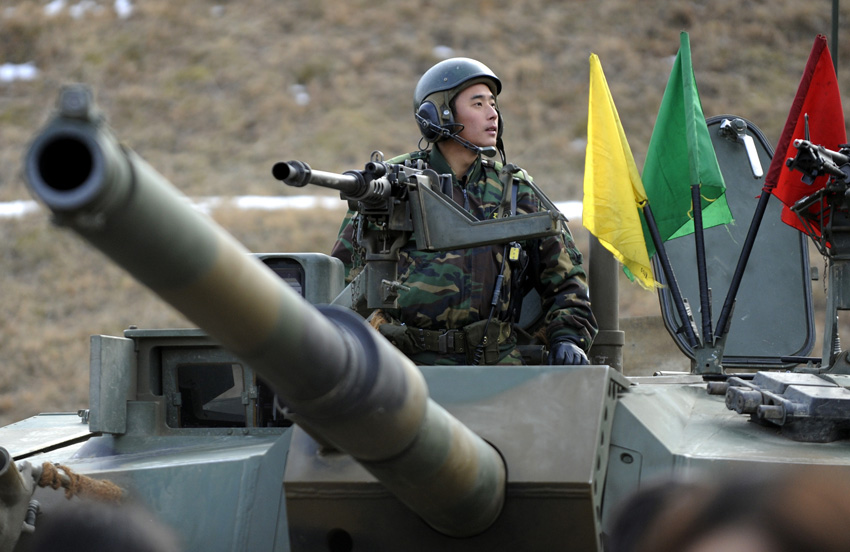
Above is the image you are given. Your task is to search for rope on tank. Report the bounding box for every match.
[36,462,124,503]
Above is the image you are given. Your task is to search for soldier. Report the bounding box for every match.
[331,57,597,365]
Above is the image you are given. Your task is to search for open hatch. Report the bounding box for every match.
[655,115,815,371]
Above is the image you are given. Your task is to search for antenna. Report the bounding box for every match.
[832,0,839,75]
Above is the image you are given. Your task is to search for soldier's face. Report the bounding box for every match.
[452,83,499,148]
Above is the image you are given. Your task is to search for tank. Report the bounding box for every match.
[3,83,850,552]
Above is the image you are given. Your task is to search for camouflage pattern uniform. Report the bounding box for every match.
[331,146,597,365]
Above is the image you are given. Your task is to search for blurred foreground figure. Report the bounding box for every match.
[606,466,850,552]
[27,502,181,552]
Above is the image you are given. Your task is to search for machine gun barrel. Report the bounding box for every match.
[272,159,360,192]
[788,139,850,181]
[23,85,505,538]
[272,159,394,205]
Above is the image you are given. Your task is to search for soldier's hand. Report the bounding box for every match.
[548,339,589,365]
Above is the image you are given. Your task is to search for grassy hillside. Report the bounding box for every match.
[1,0,849,425]
[4,0,850,200]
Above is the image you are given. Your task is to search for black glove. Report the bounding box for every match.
[548,338,589,365]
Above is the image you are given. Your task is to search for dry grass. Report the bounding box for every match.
[0,205,347,425]
[2,0,850,424]
[4,0,850,201]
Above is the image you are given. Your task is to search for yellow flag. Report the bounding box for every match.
[582,53,658,289]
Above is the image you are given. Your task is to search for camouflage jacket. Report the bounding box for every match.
[330,148,598,352]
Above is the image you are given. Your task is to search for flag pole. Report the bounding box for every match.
[690,184,714,344]
[715,191,772,338]
[642,202,700,347]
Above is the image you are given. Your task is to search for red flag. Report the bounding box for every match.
[764,35,846,236]
[764,35,846,235]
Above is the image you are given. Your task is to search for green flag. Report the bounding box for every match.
[641,31,733,256]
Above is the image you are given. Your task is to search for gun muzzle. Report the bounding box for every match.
[272,159,361,191]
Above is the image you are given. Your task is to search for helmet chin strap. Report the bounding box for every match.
[415,112,497,158]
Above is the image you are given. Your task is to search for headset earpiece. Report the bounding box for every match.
[416,101,444,142]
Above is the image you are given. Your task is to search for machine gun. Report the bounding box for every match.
[272,155,563,315]
[785,138,850,254]
[786,139,850,185]
[786,138,850,370]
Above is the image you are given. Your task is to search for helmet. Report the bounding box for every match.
[413,57,502,143]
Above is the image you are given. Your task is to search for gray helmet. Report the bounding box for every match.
[413,57,502,143]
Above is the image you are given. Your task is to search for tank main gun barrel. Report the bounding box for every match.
[23,85,505,538]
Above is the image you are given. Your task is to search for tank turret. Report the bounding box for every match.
[23,84,505,539]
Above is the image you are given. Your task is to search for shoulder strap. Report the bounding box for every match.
[386,150,429,166]
[497,162,522,218]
